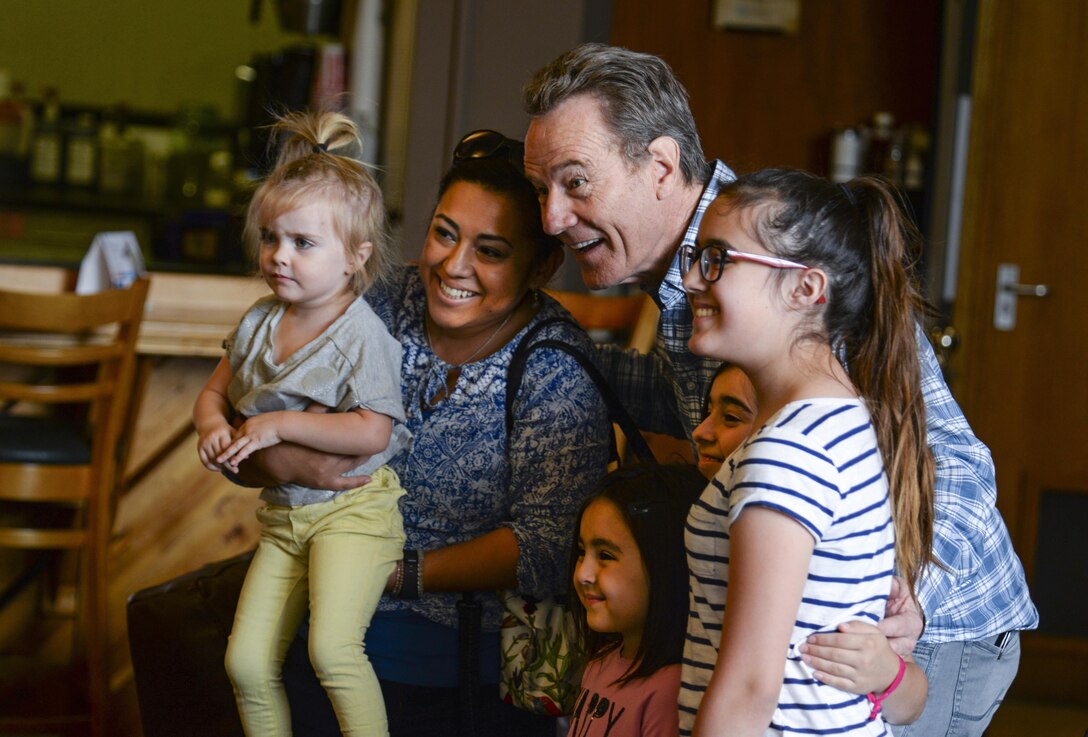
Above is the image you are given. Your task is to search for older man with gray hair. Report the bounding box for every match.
[522,42,1037,737]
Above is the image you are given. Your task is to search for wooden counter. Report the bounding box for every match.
[0,264,269,358]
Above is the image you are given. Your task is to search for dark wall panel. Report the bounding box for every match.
[611,0,941,175]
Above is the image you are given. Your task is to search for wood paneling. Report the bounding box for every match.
[950,0,1088,704]
[610,0,940,174]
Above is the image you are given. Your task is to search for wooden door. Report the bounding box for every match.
[951,0,1088,703]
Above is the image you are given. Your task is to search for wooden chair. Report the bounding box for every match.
[0,278,149,736]
[545,289,659,463]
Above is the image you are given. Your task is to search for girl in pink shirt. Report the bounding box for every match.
[566,464,705,737]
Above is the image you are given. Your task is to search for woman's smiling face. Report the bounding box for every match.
[420,180,545,340]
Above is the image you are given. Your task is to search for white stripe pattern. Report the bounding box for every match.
[680,399,895,736]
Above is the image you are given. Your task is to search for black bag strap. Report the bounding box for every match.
[456,317,654,729]
[455,592,482,736]
[505,316,654,465]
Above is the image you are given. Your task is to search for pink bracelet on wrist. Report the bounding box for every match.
[867,654,906,720]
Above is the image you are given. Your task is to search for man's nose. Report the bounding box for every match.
[541,193,576,236]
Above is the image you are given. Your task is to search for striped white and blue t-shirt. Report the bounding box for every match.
[679,399,896,736]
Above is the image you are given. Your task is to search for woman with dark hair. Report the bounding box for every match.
[239,130,613,736]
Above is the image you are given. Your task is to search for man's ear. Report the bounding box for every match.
[790,268,829,308]
[351,241,374,273]
[646,136,683,199]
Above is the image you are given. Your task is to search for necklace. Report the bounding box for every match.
[422,310,513,406]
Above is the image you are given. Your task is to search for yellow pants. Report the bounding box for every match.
[225,466,406,737]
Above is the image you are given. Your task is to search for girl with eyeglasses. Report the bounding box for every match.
[567,463,706,737]
[677,170,931,737]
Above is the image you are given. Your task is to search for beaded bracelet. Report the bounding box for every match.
[415,549,424,597]
[391,559,405,597]
[867,654,907,720]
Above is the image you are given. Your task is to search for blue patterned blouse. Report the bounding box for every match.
[366,267,611,630]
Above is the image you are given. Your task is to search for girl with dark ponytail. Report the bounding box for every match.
[677,169,931,736]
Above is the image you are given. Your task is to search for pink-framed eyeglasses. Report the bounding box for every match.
[679,243,808,283]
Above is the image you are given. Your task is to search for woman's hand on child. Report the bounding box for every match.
[216,412,287,471]
[799,621,903,696]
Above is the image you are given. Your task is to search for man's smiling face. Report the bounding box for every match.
[524,93,664,290]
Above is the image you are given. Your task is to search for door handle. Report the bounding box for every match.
[994,263,1050,330]
[1003,283,1049,297]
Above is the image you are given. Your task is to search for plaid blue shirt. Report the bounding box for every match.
[601,159,1037,643]
[596,160,735,440]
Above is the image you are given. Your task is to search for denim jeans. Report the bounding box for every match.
[892,631,1021,737]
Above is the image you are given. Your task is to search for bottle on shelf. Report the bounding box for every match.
[829,126,864,183]
[203,149,233,209]
[10,82,33,159]
[65,110,100,188]
[903,126,930,193]
[863,111,895,177]
[0,70,31,186]
[99,104,145,196]
[166,104,213,205]
[885,127,907,187]
[29,87,64,185]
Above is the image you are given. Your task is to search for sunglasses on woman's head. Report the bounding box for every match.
[679,243,808,283]
[453,129,525,174]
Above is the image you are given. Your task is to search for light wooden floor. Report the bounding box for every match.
[11,356,1084,736]
[105,356,262,736]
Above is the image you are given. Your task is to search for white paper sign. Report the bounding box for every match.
[75,231,147,294]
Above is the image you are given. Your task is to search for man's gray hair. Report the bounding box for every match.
[523,43,711,185]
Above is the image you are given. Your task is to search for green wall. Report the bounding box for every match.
[1,1,311,120]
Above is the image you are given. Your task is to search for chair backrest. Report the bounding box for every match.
[0,278,149,512]
[0,277,148,735]
[544,289,658,354]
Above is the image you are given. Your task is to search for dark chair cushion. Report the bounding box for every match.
[0,415,91,465]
